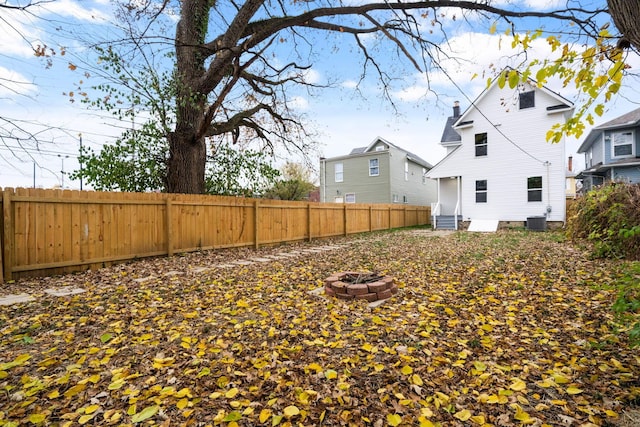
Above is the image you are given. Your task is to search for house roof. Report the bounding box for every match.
[327,136,433,168]
[576,157,640,180]
[440,116,461,145]
[577,107,640,153]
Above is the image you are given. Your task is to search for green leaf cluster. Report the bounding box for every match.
[566,182,640,260]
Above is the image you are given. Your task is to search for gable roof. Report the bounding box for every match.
[577,107,640,153]
[326,136,432,168]
[440,115,462,144]
[453,68,574,129]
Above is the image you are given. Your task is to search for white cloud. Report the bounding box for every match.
[288,96,309,110]
[0,66,37,97]
[37,0,110,21]
[341,80,358,89]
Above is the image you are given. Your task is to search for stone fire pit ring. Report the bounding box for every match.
[324,272,399,302]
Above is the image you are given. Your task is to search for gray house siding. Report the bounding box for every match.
[319,138,436,205]
[613,166,640,183]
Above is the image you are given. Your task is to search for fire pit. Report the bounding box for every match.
[324,272,398,302]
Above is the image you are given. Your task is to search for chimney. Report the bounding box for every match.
[568,155,573,172]
[453,101,460,118]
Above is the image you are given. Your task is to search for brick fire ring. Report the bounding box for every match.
[324,272,399,302]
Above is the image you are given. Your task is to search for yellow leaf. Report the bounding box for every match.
[374,363,385,372]
[372,315,385,325]
[64,383,86,398]
[259,409,271,423]
[471,415,486,424]
[29,414,46,424]
[271,414,283,426]
[566,386,583,395]
[361,343,374,352]
[78,414,95,425]
[85,404,100,414]
[130,405,159,423]
[510,378,527,391]
[411,374,423,386]
[387,413,403,426]
[473,361,487,372]
[552,372,569,384]
[47,389,60,399]
[401,365,413,375]
[489,21,497,35]
[419,418,435,427]
[108,379,125,390]
[283,405,300,418]
[225,388,239,398]
[324,369,337,379]
[307,362,322,373]
[605,410,618,417]
[454,409,472,421]
[514,405,532,423]
[177,398,189,409]
[127,404,137,416]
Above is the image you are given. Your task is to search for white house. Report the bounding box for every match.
[426,71,574,230]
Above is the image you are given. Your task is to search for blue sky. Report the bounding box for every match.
[1,0,638,189]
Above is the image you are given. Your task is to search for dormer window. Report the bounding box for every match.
[375,145,385,151]
[519,91,535,109]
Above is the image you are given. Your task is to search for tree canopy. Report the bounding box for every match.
[8,0,639,193]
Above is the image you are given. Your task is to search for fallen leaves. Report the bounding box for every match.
[0,230,639,425]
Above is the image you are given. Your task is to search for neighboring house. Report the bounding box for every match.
[319,137,437,205]
[426,71,574,230]
[576,107,640,193]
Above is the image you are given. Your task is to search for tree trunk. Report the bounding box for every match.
[608,0,640,50]
[166,133,207,194]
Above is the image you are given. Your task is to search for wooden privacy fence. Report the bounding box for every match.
[1,187,431,282]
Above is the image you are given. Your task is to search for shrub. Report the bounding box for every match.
[566,182,640,260]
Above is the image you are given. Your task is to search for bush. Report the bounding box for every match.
[566,182,640,260]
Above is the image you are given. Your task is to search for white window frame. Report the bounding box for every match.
[375,145,385,151]
[404,161,409,181]
[422,167,427,184]
[334,162,343,182]
[475,133,488,157]
[392,194,399,203]
[345,193,356,203]
[611,130,635,159]
[369,158,379,176]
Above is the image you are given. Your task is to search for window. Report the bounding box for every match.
[334,163,343,182]
[404,161,409,181]
[345,193,356,203]
[527,176,543,202]
[369,158,379,176]
[519,91,535,109]
[375,145,385,151]
[422,167,427,184]
[392,194,399,203]
[475,133,488,157]
[612,131,634,158]
[403,195,408,204]
[475,180,487,203]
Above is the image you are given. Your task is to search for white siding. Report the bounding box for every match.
[428,83,569,222]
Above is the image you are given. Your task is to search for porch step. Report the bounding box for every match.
[434,215,462,230]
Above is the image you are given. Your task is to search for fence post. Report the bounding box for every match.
[165,197,174,257]
[343,204,348,236]
[369,206,373,232]
[307,203,312,242]
[254,199,260,249]
[388,206,392,229]
[2,189,13,282]
[404,205,407,227]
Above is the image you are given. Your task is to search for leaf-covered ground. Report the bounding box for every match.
[1,229,639,427]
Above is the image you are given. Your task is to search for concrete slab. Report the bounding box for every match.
[191,267,211,273]
[164,270,184,276]
[134,276,156,283]
[276,252,300,258]
[44,287,86,297]
[249,257,273,263]
[468,219,499,232]
[0,293,35,306]
[214,263,238,268]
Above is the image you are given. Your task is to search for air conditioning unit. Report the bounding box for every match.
[526,216,547,232]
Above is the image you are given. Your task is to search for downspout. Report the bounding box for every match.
[545,161,551,219]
